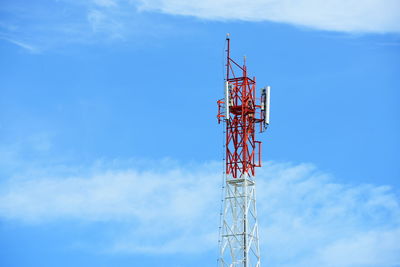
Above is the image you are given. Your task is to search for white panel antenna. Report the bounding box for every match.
[265,86,270,125]
[225,81,230,120]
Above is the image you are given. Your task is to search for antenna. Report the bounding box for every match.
[261,86,271,131]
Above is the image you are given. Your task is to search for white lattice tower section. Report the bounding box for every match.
[219,174,261,267]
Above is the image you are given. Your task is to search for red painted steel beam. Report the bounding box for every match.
[219,36,264,178]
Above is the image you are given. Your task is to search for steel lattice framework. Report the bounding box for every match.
[217,35,270,267]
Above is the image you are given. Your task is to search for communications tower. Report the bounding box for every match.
[217,34,270,267]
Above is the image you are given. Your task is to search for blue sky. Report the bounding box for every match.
[0,0,399,266]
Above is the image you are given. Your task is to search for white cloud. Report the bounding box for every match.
[93,0,118,8]
[316,229,400,267]
[87,9,123,38]
[1,0,398,52]
[256,162,400,266]
[0,160,399,266]
[137,0,400,33]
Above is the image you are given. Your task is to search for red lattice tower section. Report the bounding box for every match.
[217,36,267,179]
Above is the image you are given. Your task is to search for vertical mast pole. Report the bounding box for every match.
[226,34,230,82]
[243,56,248,267]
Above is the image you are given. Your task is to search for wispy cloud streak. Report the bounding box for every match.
[0,0,172,51]
[0,37,39,53]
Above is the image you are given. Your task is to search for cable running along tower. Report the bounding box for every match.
[217,35,270,267]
